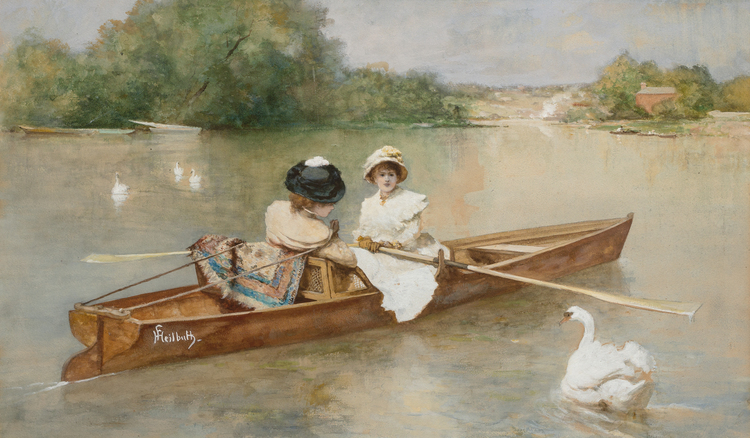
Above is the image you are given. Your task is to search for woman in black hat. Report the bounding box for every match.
[189,157,355,310]
[265,156,357,267]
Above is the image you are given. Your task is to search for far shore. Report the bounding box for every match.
[467,110,750,139]
[5,110,750,138]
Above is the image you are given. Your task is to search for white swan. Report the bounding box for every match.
[189,169,201,184]
[559,306,656,413]
[111,172,129,195]
[174,162,184,177]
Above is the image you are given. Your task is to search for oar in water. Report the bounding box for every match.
[371,246,702,320]
[81,251,192,263]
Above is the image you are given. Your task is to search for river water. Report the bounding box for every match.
[0,123,748,437]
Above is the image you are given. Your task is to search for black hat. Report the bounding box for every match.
[284,157,346,203]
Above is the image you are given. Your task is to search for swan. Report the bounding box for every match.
[189,169,201,184]
[111,172,129,195]
[174,162,184,177]
[559,306,656,413]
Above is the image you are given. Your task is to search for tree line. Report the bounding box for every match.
[584,53,750,121]
[3,1,748,129]
[0,0,464,129]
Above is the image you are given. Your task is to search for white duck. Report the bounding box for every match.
[111,172,130,195]
[174,162,184,177]
[189,169,201,184]
[559,306,656,413]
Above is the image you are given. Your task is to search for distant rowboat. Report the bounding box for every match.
[637,131,677,138]
[97,129,137,135]
[19,126,136,135]
[610,127,639,135]
[129,120,202,134]
[19,125,97,136]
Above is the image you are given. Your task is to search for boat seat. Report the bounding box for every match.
[298,257,376,301]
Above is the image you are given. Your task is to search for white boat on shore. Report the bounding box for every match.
[129,120,202,134]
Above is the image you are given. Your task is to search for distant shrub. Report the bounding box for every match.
[719,76,750,112]
[562,107,607,123]
[592,53,718,120]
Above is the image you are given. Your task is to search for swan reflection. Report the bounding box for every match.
[111,193,129,209]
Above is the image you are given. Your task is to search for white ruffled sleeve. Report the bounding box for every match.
[390,212,423,246]
[352,189,429,246]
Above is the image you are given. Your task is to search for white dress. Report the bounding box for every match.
[352,187,446,322]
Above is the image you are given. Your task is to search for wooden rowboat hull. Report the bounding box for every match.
[62,213,633,382]
[19,125,98,135]
[19,126,136,135]
[129,120,201,133]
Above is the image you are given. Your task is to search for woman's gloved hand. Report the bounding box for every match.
[357,236,381,253]
[329,219,340,237]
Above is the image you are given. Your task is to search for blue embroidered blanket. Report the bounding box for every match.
[190,234,307,309]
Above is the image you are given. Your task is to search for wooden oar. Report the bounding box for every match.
[371,246,702,320]
[81,251,192,263]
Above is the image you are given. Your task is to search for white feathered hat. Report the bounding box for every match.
[363,145,408,184]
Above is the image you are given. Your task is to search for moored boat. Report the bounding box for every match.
[62,213,635,382]
[97,128,137,135]
[19,126,137,135]
[610,127,639,135]
[19,125,98,135]
[129,120,201,134]
[637,131,678,138]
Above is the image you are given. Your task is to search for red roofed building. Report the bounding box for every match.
[635,83,678,114]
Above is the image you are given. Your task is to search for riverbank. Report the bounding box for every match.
[461,85,750,139]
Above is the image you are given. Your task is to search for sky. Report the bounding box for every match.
[1,0,748,87]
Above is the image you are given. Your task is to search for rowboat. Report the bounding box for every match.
[129,120,202,134]
[637,131,678,139]
[19,125,97,135]
[62,213,634,381]
[19,126,136,135]
[97,129,137,135]
[610,127,639,135]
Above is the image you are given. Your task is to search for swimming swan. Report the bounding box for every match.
[174,162,184,177]
[559,306,656,413]
[111,172,130,195]
[189,169,201,184]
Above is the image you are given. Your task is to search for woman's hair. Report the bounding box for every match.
[368,161,403,182]
[289,192,331,212]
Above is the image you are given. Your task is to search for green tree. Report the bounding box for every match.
[0,29,81,127]
[659,65,718,119]
[719,76,750,111]
[82,0,335,127]
[591,53,651,119]
[1,0,464,129]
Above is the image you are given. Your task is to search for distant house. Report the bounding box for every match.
[635,83,678,114]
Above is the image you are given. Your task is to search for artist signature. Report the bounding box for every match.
[152,324,201,349]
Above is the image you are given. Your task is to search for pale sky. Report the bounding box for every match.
[2,0,748,87]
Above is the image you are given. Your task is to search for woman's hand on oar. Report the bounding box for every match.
[373,246,702,320]
[81,251,192,263]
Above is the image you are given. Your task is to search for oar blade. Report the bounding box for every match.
[478,266,703,319]
[81,251,192,263]
[597,294,703,321]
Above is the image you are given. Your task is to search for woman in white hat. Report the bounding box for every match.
[351,146,446,322]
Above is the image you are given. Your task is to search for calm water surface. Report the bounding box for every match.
[0,124,748,437]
